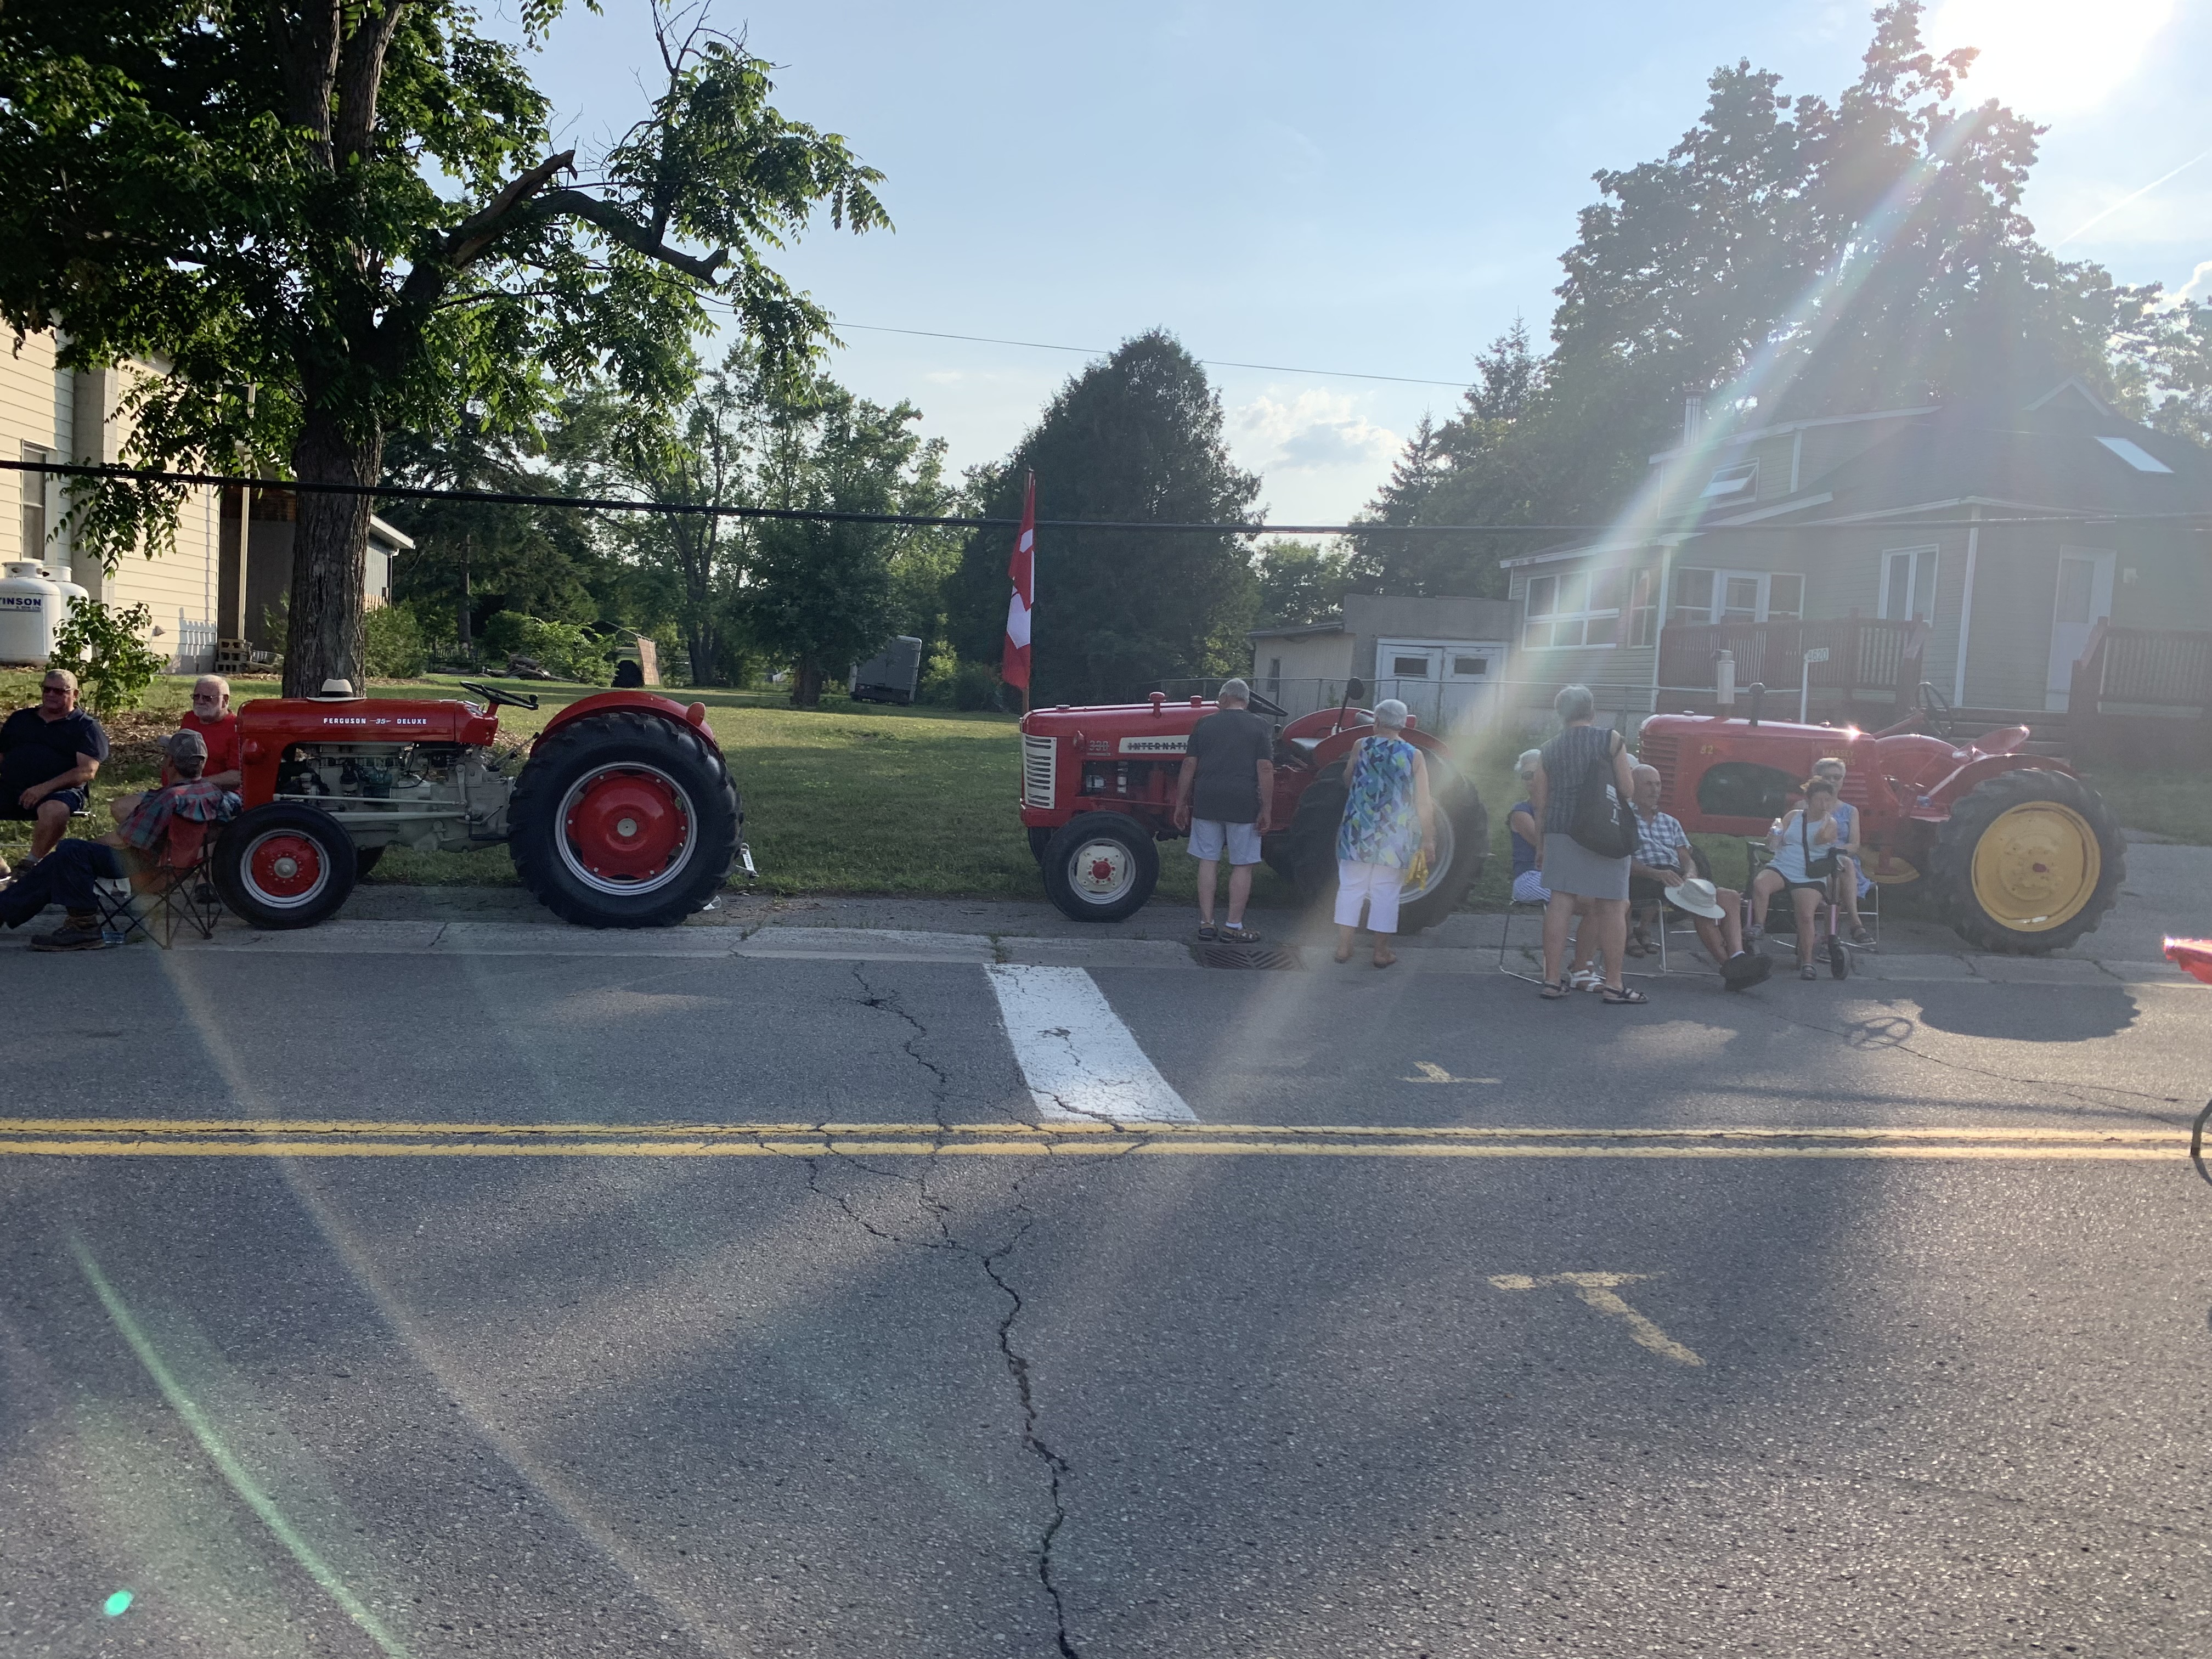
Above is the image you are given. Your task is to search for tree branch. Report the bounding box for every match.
[335,0,410,166]
[524,190,730,281]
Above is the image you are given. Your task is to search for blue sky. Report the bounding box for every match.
[516,1,2210,524]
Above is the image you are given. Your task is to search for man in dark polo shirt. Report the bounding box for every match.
[1171,678,1274,943]
[0,668,109,877]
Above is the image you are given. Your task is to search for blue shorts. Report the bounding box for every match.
[1188,819,1262,865]
[4,786,86,819]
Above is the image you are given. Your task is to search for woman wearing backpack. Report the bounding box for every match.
[1527,684,1643,1003]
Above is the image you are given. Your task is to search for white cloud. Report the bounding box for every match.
[1929,0,2176,117]
[1230,390,1400,476]
[2174,258,2212,304]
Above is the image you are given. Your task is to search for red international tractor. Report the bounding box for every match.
[1638,693,2124,953]
[1019,687,1489,928]
[210,681,744,929]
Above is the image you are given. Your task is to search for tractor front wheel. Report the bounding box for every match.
[509,711,740,928]
[1041,812,1159,923]
[212,802,358,929]
[1929,768,2124,954]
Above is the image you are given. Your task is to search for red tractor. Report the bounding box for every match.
[210,681,744,930]
[1020,686,1489,928]
[1638,693,2124,953]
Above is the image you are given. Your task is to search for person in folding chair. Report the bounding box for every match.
[1626,764,1769,990]
[0,730,237,950]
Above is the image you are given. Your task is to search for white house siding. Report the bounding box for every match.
[1,332,72,567]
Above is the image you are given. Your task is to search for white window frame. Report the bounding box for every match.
[1878,546,1939,625]
[1375,639,1505,680]
[1698,460,1758,501]
[1522,569,1623,650]
[1669,567,1802,626]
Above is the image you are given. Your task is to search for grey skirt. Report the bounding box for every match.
[1541,832,1629,901]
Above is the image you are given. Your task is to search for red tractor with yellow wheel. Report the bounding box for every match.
[1638,691,2123,953]
[211,681,745,929]
[1019,687,1489,928]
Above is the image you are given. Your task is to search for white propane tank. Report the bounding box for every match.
[0,561,67,666]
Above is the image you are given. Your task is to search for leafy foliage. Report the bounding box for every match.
[1253,540,1355,627]
[0,1,887,694]
[48,601,167,718]
[478,611,610,684]
[362,602,429,678]
[947,331,1261,704]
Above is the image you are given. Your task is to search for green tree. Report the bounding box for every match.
[947,331,1261,705]
[2118,297,2212,449]
[1253,539,1352,627]
[742,374,947,707]
[0,2,886,697]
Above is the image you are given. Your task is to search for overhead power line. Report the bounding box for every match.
[6,459,2207,536]
[691,293,1476,389]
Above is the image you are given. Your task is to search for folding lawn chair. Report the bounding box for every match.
[93,816,225,949]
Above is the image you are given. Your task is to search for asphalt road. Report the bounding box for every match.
[4,946,2210,1656]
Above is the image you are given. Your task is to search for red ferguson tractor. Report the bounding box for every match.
[1638,692,2124,953]
[209,681,743,930]
[1019,686,1489,928]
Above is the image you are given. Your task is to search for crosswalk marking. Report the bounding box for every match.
[983,964,1197,1123]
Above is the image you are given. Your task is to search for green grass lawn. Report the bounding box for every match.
[2075,765,2211,846]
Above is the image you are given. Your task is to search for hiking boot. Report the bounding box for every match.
[31,918,110,952]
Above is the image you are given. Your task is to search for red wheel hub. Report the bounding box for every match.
[249,833,323,898]
[563,769,687,881]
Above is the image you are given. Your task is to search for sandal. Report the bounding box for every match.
[1539,978,1570,1000]
[1600,986,1650,1005]
[1333,945,1355,963]
[1197,923,1217,941]
[1220,924,1261,944]
[1372,947,1397,969]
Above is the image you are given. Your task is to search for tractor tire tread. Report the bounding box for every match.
[1929,766,2125,955]
[509,710,741,928]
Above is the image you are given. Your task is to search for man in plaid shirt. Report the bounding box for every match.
[1627,764,1761,982]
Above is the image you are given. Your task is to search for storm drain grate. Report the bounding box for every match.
[1193,941,1307,970]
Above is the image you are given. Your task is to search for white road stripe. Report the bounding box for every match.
[985,964,1197,1123]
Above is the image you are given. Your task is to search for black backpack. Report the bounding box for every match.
[1569,733,1637,859]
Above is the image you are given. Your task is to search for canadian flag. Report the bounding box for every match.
[1002,471,1035,692]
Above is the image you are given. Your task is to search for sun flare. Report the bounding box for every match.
[1928,0,2177,116]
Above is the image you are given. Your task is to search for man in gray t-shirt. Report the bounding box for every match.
[1172,679,1274,942]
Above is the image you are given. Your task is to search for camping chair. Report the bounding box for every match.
[1744,839,1855,980]
[93,817,225,948]
[1498,886,1662,987]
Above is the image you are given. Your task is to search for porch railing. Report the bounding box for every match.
[2068,622,2212,766]
[1657,614,1928,712]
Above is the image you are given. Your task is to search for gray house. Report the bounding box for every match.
[1501,381,2212,726]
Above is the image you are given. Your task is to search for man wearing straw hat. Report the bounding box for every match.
[1628,764,1768,989]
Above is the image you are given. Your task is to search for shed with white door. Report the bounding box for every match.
[1249,592,1514,733]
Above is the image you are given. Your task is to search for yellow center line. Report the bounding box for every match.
[0,1115,2187,1163]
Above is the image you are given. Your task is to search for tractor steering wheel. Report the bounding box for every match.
[1916,680,1953,741]
[459,680,540,712]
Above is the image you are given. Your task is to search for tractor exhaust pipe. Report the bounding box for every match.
[1330,676,1367,737]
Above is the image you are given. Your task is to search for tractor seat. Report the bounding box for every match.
[1286,737,1322,757]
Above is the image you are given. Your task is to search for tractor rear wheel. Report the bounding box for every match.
[212,802,358,929]
[1929,768,2124,954]
[1285,757,1488,934]
[1041,812,1159,923]
[509,711,740,928]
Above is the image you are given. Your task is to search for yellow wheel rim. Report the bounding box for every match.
[1968,802,2100,933]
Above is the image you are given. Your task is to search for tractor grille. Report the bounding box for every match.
[1641,731,1681,810]
[1021,733,1057,810]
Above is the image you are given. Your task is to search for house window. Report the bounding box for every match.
[1626,568,1660,647]
[1880,547,1938,625]
[1698,461,1758,501]
[19,444,48,559]
[1523,568,1622,648]
[1671,567,1798,625]
[1392,654,1431,677]
[2095,436,2171,475]
[1451,655,1489,678]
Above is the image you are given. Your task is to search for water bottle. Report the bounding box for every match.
[97,877,131,945]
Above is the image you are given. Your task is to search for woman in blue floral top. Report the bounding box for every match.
[1333,699,1436,967]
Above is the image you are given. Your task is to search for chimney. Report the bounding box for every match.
[1681,394,1705,446]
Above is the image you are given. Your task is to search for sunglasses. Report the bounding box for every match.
[192,693,223,703]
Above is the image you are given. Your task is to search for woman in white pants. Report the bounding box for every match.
[1331,699,1436,968]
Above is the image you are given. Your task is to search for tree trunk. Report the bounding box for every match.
[283,412,382,698]
[792,656,823,707]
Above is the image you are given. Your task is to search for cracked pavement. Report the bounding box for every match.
[2,942,2210,1656]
